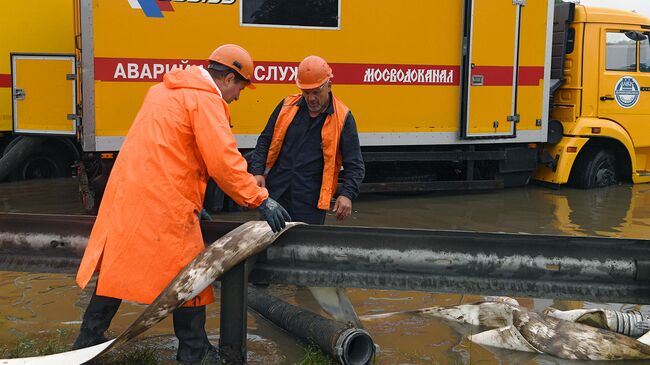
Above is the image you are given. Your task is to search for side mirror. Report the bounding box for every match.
[625,31,648,41]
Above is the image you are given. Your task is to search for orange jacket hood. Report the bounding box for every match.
[164,65,216,93]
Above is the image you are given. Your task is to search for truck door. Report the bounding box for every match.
[460,0,526,138]
[11,54,77,135]
[598,30,650,148]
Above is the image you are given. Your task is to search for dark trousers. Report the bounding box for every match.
[73,289,215,363]
[276,189,326,225]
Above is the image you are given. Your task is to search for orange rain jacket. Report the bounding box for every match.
[76,66,268,306]
[265,94,349,210]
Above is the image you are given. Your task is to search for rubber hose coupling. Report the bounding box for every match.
[334,327,378,365]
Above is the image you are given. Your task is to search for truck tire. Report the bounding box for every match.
[0,136,44,181]
[570,148,618,188]
[203,179,245,213]
[204,179,225,213]
[11,145,71,180]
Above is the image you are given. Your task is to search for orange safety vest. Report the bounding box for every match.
[265,94,349,210]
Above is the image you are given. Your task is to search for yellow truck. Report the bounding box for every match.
[534,4,650,188]
[1,0,649,210]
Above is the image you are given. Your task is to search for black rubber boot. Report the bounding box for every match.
[173,305,218,364]
[73,290,122,350]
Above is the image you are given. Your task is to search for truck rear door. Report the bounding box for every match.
[11,54,77,136]
[460,0,548,139]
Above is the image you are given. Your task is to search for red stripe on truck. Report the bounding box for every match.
[94,58,460,85]
[94,57,543,87]
[0,74,10,87]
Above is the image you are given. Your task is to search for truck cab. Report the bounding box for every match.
[535,4,650,188]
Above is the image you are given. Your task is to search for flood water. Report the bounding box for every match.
[2,178,650,364]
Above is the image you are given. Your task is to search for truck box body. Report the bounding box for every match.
[4,0,650,205]
[78,0,552,152]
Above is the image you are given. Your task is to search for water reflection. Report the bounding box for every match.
[0,178,84,215]
[344,184,650,239]
[545,186,650,238]
[2,179,650,364]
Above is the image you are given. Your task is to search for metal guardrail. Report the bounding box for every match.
[2,213,650,303]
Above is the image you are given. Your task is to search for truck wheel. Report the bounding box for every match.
[203,179,244,213]
[204,179,225,213]
[11,146,71,180]
[570,148,618,188]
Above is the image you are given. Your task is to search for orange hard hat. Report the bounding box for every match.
[208,44,255,89]
[296,55,333,89]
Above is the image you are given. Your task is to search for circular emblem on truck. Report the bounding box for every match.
[614,76,640,108]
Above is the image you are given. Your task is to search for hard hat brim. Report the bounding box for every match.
[296,78,329,90]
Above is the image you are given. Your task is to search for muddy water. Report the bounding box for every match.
[2,178,650,364]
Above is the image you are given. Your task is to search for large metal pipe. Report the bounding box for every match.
[247,286,376,365]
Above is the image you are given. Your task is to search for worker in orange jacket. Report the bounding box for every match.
[249,56,364,224]
[73,44,290,364]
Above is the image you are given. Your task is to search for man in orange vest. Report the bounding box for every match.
[249,55,364,224]
[72,44,290,364]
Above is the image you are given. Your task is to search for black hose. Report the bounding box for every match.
[0,136,45,181]
[247,286,376,365]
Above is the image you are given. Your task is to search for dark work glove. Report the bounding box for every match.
[259,198,291,233]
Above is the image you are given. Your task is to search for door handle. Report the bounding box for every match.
[13,88,25,101]
[600,95,615,101]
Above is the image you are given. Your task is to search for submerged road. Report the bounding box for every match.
[2,178,650,364]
